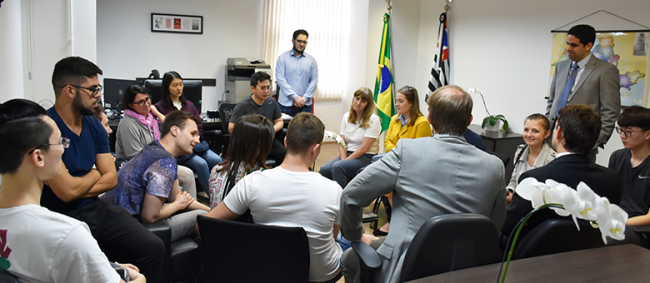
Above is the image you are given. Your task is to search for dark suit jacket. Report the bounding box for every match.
[546,55,620,146]
[502,154,621,238]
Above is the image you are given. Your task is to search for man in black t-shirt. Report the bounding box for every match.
[229,72,286,163]
[609,106,650,225]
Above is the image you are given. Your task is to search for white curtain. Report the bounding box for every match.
[262,0,348,102]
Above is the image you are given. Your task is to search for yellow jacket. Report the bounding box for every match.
[385,114,432,152]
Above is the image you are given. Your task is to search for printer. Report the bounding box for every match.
[225,58,272,103]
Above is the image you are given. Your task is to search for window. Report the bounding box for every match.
[262,0,348,101]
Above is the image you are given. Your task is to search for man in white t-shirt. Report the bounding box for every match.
[205,112,343,282]
[0,99,145,283]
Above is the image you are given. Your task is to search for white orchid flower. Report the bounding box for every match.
[595,197,628,244]
[515,178,563,208]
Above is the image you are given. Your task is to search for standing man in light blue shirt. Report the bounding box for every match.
[276,29,318,117]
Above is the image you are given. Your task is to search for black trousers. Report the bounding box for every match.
[66,199,165,282]
[268,139,287,164]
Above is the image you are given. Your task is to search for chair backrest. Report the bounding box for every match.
[197,215,310,283]
[218,103,237,135]
[512,218,604,260]
[400,214,502,282]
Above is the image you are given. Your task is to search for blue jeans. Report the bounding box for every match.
[336,234,351,251]
[279,104,312,117]
[319,152,373,189]
[178,149,222,195]
[371,153,386,162]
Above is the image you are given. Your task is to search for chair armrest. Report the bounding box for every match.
[350,241,382,269]
[633,226,650,234]
[351,241,382,283]
[144,219,172,244]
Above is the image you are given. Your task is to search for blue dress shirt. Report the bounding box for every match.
[275,50,318,107]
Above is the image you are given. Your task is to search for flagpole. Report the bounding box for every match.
[386,0,396,115]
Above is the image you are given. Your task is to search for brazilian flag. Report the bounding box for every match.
[374,13,394,132]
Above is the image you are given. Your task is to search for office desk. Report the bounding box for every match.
[468,124,523,181]
[409,245,650,283]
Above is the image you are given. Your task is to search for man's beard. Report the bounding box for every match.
[73,90,96,116]
[293,45,304,55]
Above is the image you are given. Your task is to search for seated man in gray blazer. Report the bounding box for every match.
[340,85,507,283]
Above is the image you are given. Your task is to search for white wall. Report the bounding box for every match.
[0,0,24,102]
[0,0,95,104]
[368,0,650,166]
[97,0,265,115]
[14,0,96,106]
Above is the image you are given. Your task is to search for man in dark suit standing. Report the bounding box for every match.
[503,105,621,239]
[546,25,620,161]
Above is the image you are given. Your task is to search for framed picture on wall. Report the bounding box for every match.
[151,13,203,34]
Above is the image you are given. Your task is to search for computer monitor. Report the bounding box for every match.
[103,78,138,109]
[144,79,203,113]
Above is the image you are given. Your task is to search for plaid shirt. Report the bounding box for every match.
[154,100,203,135]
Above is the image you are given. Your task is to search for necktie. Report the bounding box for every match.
[556,63,579,116]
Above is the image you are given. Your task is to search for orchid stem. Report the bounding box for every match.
[498,203,563,283]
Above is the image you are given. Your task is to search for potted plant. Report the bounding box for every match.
[468,88,509,132]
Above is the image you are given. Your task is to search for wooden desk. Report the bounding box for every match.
[468,124,523,181]
[409,245,650,283]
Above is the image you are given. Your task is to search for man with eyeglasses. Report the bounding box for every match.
[275,29,318,117]
[609,106,650,228]
[43,57,164,282]
[229,71,287,164]
[0,99,145,282]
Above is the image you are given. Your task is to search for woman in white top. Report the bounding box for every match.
[319,87,381,189]
[506,113,557,204]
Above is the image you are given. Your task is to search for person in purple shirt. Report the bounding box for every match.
[104,111,209,242]
[276,29,318,117]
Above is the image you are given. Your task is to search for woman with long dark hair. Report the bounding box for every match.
[208,114,274,209]
[154,71,223,195]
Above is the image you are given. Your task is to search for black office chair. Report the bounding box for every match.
[512,218,604,260]
[144,220,200,283]
[196,215,310,283]
[352,213,502,283]
[0,269,20,283]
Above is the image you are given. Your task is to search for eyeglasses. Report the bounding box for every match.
[68,84,103,97]
[615,126,646,138]
[296,40,308,45]
[258,86,273,91]
[28,137,70,154]
[132,96,151,107]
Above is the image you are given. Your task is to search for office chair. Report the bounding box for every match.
[196,215,310,283]
[352,214,502,283]
[511,218,605,260]
[144,220,201,283]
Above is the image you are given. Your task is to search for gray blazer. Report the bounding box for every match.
[546,55,620,146]
[340,134,507,283]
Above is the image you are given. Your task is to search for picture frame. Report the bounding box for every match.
[151,13,203,34]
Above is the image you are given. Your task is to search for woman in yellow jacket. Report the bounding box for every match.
[373,86,432,235]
